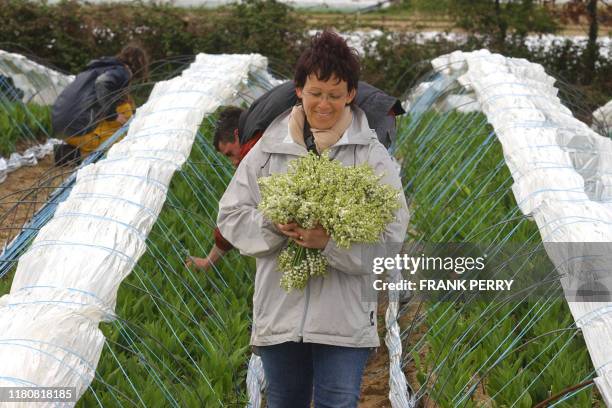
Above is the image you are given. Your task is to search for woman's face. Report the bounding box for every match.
[296,74,356,130]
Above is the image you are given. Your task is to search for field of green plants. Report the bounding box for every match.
[0,108,604,407]
[0,101,51,156]
[74,116,257,406]
[68,109,605,406]
[0,59,608,406]
[397,111,601,407]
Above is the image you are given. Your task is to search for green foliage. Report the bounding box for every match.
[398,111,601,406]
[397,0,452,14]
[360,32,457,96]
[398,111,536,242]
[359,31,611,116]
[77,118,254,406]
[2,0,610,109]
[0,273,12,295]
[450,0,558,49]
[0,102,51,156]
[0,0,306,75]
[200,0,306,67]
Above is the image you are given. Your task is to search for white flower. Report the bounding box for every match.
[259,152,401,291]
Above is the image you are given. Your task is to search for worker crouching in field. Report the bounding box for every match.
[51,44,149,165]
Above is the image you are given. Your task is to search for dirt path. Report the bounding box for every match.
[359,295,434,407]
[360,297,393,407]
[0,153,72,246]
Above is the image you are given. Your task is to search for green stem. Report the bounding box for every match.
[291,241,305,268]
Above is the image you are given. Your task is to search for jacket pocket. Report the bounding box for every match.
[252,269,304,338]
[305,272,375,339]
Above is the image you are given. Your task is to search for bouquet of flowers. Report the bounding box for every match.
[258,152,401,291]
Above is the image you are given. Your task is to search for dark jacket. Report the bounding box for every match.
[238,81,404,148]
[52,57,131,138]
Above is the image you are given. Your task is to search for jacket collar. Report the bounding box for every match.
[260,106,377,156]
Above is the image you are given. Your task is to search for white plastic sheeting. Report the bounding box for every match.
[430,49,612,406]
[246,354,266,408]
[0,52,271,406]
[593,99,612,137]
[404,80,481,114]
[385,283,416,408]
[0,139,62,183]
[0,50,73,105]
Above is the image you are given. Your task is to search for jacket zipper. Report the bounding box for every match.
[298,282,311,341]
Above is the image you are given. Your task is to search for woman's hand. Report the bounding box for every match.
[275,222,330,250]
[275,222,300,239]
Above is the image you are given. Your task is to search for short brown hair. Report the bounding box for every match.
[117,44,149,82]
[294,30,360,93]
[213,106,244,150]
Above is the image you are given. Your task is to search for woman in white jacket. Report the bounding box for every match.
[217,30,409,408]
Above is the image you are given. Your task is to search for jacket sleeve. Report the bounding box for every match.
[94,66,130,121]
[213,227,235,252]
[322,143,409,276]
[355,81,405,148]
[217,147,287,257]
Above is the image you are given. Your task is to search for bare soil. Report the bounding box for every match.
[0,153,73,246]
[359,295,436,407]
[360,297,393,407]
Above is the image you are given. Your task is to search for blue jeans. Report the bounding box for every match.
[257,342,371,408]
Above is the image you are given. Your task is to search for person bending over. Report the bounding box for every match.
[52,44,149,164]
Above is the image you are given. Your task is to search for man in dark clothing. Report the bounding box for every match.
[188,80,404,271]
[52,58,131,139]
[52,44,148,164]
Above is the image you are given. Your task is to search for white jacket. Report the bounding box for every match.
[217,107,409,347]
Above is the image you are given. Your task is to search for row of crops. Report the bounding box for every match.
[1,49,64,157]
[0,50,607,407]
[76,118,257,406]
[74,112,602,406]
[397,110,601,407]
[0,101,51,156]
[0,53,277,407]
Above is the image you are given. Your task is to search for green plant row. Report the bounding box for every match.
[0,108,604,407]
[76,117,256,406]
[0,102,51,157]
[397,111,601,407]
